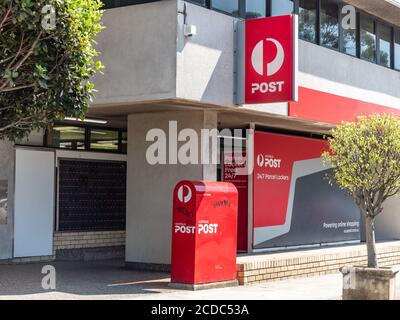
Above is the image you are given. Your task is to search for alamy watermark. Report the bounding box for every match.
[342,266,357,290]
[145,121,254,175]
[41,5,56,31]
[341,5,356,30]
[41,265,56,290]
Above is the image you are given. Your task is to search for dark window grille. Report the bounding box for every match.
[58,160,127,232]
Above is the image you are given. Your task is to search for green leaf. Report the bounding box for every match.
[0,0,104,141]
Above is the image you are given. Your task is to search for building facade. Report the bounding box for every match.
[1,0,400,268]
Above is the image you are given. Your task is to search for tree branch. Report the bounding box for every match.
[0,115,34,132]
[0,83,35,93]
[2,32,25,72]
[0,2,13,29]
[0,30,43,90]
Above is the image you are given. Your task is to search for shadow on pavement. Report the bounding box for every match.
[0,259,172,297]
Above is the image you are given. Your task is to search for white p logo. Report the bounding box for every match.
[257,154,265,167]
[251,38,285,77]
[177,185,192,203]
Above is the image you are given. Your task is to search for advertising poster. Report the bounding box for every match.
[253,131,360,249]
[223,152,248,251]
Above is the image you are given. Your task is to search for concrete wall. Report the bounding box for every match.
[0,140,14,260]
[176,1,235,106]
[92,0,178,106]
[299,40,400,109]
[125,110,217,265]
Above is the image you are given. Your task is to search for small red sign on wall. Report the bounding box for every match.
[222,152,248,252]
[238,15,298,104]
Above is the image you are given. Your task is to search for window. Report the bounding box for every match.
[360,15,376,63]
[320,0,339,49]
[121,131,128,154]
[299,0,318,43]
[49,126,86,150]
[102,0,161,9]
[395,30,400,71]
[378,24,392,68]
[271,0,294,16]
[46,124,127,154]
[246,0,266,19]
[188,0,206,5]
[211,0,240,17]
[90,129,119,152]
[341,4,357,56]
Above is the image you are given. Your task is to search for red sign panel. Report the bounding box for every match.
[223,152,248,252]
[252,132,360,250]
[244,15,298,104]
[253,132,327,229]
[289,86,400,124]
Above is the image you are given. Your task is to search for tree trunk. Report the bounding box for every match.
[365,215,378,268]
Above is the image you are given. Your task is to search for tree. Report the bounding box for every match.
[0,0,104,140]
[322,114,400,268]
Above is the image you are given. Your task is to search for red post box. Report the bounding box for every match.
[170,180,238,289]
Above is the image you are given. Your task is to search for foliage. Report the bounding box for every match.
[0,0,104,140]
[322,114,400,218]
[322,114,400,268]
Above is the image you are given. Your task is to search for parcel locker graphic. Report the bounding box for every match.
[253,132,360,249]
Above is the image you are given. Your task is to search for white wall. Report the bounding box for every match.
[125,110,217,265]
[14,149,55,257]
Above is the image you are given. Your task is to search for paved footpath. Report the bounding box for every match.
[0,260,399,300]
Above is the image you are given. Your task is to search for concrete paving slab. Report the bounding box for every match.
[0,260,399,300]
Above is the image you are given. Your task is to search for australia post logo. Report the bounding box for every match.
[256,154,282,169]
[244,15,298,104]
[177,184,192,203]
[251,38,285,77]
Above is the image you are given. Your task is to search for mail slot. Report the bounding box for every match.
[170,180,238,288]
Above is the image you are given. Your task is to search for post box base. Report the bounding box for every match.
[169,280,239,291]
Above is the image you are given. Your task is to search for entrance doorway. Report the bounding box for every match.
[218,132,249,252]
